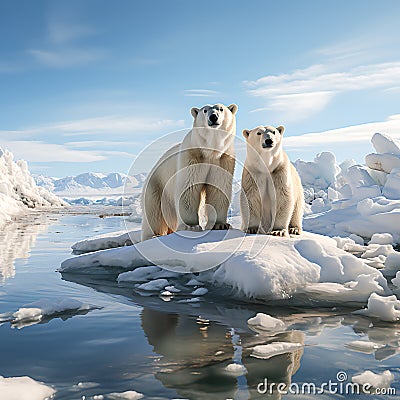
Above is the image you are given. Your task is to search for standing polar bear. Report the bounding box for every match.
[241,125,304,236]
[141,103,238,241]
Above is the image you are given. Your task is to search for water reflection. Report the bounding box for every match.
[0,213,52,282]
[61,274,322,399]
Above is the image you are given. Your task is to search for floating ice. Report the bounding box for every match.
[0,298,93,329]
[344,340,383,354]
[368,233,394,245]
[107,391,144,400]
[60,230,390,305]
[251,342,303,359]
[247,313,285,332]
[224,363,248,376]
[177,297,201,303]
[353,293,400,322]
[72,230,141,253]
[137,279,169,291]
[191,287,208,296]
[165,285,181,293]
[0,375,56,400]
[352,370,394,389]
[71,381,100,391]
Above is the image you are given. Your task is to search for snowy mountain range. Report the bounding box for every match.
[34,172,146,196]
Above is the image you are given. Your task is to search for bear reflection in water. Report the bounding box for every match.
[141,308,304,400]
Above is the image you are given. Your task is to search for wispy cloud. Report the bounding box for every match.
[28,48,104,68]
[27,12,104,69]
[284,114,400,149]
[0,115,185,139]
[184,89,220,97]
[1,141,106,163]
[245,62,400,121]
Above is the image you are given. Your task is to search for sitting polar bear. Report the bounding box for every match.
[141,103,238,241]
[240,124,304,236]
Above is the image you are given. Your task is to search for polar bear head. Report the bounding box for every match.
[191,103,238,132]
[243,125,285,155]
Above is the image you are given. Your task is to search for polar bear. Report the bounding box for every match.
[141,103,238,241]
[240,125,303,236]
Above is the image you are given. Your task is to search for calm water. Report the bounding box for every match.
[0,208,399,399]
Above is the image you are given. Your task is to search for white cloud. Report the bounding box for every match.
[0,116,185,140]
[29,48,105,68]
[184,89,220,97]
[47,20,94,44]
[284,114,400,149]
[245,62,400,121]
[1,141,106,163]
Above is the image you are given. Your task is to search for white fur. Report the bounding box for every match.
[141,103,238,241]
[240,125,304,236]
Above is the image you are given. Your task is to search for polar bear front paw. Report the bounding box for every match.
[245,227,259,234]
[289,226,301,235]
[212,222,231,230]
[269,229,288,237]
[177,224,203,232]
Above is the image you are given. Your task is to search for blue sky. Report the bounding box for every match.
[1,0,400,177]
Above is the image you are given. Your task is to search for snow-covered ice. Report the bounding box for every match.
[247,313,285,332]
[251,342,303,359]
[224,363,248,376]
[60,230,390,305]
[106,390,144,399]
[72,230,142,254]
[0,375,56,400]
[0,147,64,227]
[0,298,95,329]
[344,340,383,354]
[368,233,394,245]
[352,370,394,389]
[353,293,400,322]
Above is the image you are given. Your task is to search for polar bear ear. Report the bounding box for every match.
[276,125,285,135]
[191,107,200,118]
[228,104,238,115]
[242,129,250,138]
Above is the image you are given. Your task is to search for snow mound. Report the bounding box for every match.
[72,230,141,254]
[345,340,383,354]
[251,342,303,359]
[0,298,96,329]
[107,391,144,400]
[0,147,64,227]
[353,292,400,322]
[301,134,400,242]
[60,230,390,305]
[247,313,285,332]
[0,375,56,400]
[224,363,248,376]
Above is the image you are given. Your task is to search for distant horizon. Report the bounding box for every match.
[1,0,400,176]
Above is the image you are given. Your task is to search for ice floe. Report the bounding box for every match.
[353,292,400,322]
[60,230,390,305]
[251,342,303,359]
[352,369,394,389]
[0,375,56,400]
[247,313,286,333]
[0,298,97,329]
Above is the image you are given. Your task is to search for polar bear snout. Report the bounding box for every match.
[208,113,219,126]
[263,137,274,148]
